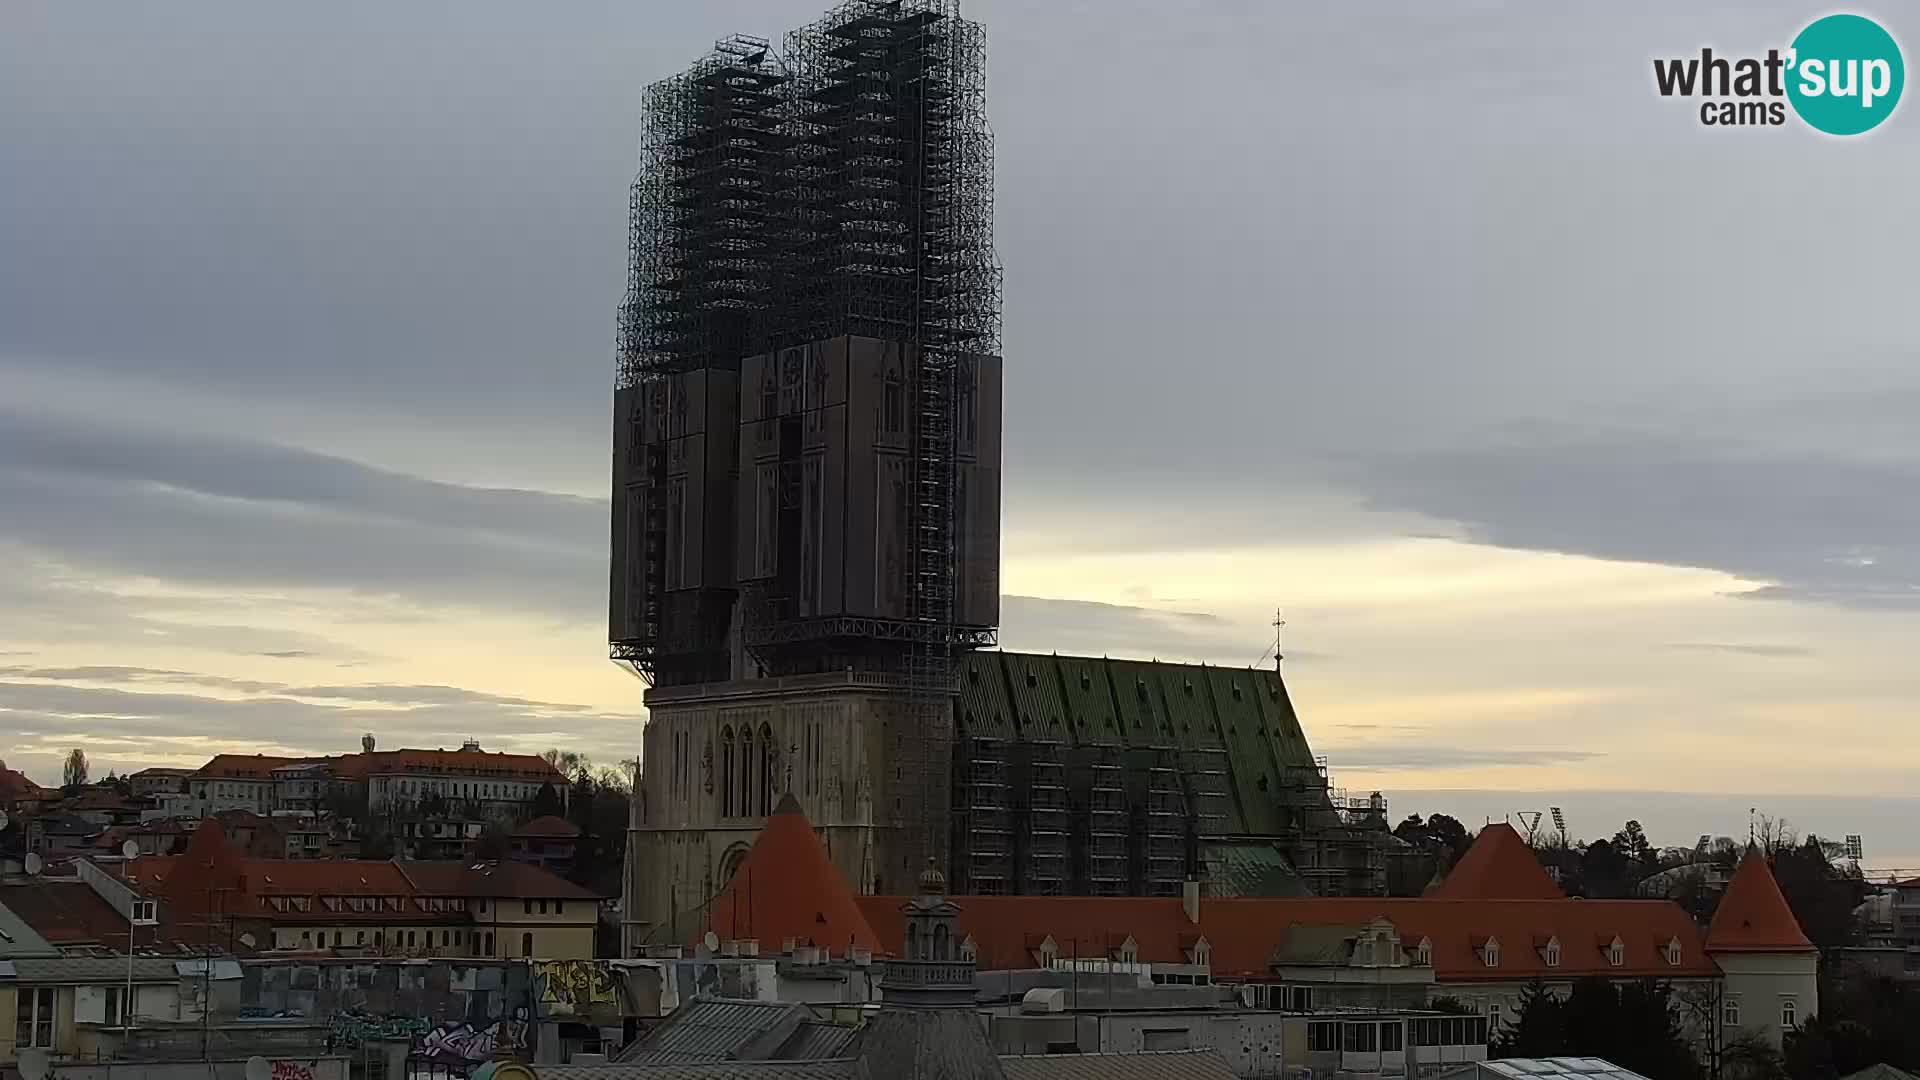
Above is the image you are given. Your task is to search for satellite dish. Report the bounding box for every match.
[239,933,257,949]
[122,839,141,860]
[245,1056,270,1080]
[703,930,720,953]
[23,852,43,876]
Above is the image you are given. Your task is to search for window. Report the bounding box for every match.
[1286,985,1314,1012]
[132,899,157,925]
[1782,1000,1797,1029]
[1483,943,1500,967]
[406,930,416,947]
[1724,998,1741,1027]
[538,899,548,915]
[522,932,534,958]
[335,931,343,946]
[1489,1003,1502,1028]
[1415,938,1432,965]
[555,901,564,916]
[720,726,736,816]
[1308,1021,1339,1053]
[1666,941,1683,966]
[1608,941,1624,967]
[1343,1021,1378,1053]
[357,931,366,945]
[102,987,124,1027]
[301,930,312,946]
[1141,1028,1191,1052]
[17,986,54,1048]
[1545,941,1561,967]
[1381,1021,1403,1051]
[524,899,534,915]
[485,932,495,955]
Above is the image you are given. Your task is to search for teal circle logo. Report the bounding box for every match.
[1787,14,1904,135]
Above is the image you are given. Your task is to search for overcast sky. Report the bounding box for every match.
[4,1,1917,865]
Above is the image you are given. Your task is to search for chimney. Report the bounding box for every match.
[1182,878,1201,925]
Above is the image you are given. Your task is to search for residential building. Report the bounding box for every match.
[686,799,1819,1058]
[0,764,51,814]
[118,819,602,961]
[185,742,567,821]
[26,814,100,856]
[512,816,581,876]
[128,768,193,799]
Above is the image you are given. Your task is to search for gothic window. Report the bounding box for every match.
[720,727,735,818]
[740,726,756,819]
[759,723,777,815]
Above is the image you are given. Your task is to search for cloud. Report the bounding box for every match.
[1342,434,1920,610]
[0,680,640,767]
[1324,745,1605,772]
[0,408,603,618]
[1662,642,1817,659]
[0,665,286,694]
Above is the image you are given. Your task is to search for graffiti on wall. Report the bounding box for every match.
[418,1015,530,1066]
[270,1062,317,1080]
[532,960,620,1020]
[329,1009,430,1047]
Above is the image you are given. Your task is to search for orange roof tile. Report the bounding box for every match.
[1429,823,1564,901]
[854,893,1715,982]
[512,815,581,839]
[1706,849,1814,953]
[702,793,880,955]
[193,754,309,779]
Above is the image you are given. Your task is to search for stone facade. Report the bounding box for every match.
[625,672,951,949]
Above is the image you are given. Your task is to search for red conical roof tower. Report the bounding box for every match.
[702,794,880,955]
[1707,849,1813,952]
[1430,822,1565,900]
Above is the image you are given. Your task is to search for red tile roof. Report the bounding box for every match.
[853,894,1713,982]
[702,793,882,955]
[1706,849,1814,953]
[715,799,1716,985]
[120,818,599,926]
[1429,824,1564,901]
[194,754,309,779]
[329,749,564,782]
[513,815,581,839]
[0,766,48,801]
[0,881,136,948]
[398,861,599,901]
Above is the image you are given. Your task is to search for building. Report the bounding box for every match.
[613,1,1408,949]
[184,742,567,820]
[117,819,602,961]
[685,800,1820,1058]
[128,768,193,799]
[513,816,582,876]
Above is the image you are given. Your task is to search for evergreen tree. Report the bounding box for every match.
[531,781,563,819]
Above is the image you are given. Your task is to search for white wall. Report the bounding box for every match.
[1715,951,1818,1050]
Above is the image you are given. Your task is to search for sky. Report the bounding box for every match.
[4,1,1918,867]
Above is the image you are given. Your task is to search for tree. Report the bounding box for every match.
[1770,836,1867,953]
[1428,995,1473,1015]
[531,781,564,820]
[1581,838,1631,898]
[62,748,89,789]
[473,824,511,862]
[1721,1031,1787,1080]
[1496,978,1698,1080]
[1612,820,1654,869]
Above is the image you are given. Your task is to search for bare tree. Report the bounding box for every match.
[63,748,89,789]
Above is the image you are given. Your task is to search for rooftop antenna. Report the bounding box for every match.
[1251,607,1286,669]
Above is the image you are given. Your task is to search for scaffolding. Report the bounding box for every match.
[613,1,1000,691]
[778,0,999,697]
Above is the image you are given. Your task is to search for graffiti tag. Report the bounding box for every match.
[270,1062,315,1080]
[532,960,620,1019]
[418,1018,528,1065]
[328,1009,430,1047]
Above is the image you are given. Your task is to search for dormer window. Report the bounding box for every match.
[1545,940,1561,968]
[1481,939,1501,968]
[1608,940,1625,967]
[1037,937,1058,967]
[1665,940,1683,966]
[1415,938,1432,966]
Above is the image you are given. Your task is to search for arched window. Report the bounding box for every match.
[720,727,735,817]
[521,932,534,958]
[739,727,756,818]
[907,924,920,959]
[934,924,950,961]
[758,723,776,815]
